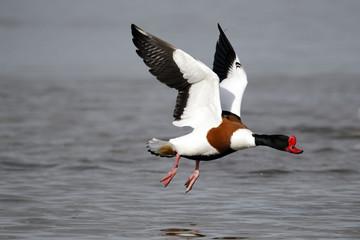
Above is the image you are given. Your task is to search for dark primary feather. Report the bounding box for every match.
[213,23,237,82]
[131,24,190,120]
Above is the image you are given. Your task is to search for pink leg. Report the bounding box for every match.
[185,160,200,193]
[160,153,181,187]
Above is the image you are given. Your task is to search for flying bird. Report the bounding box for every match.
[131,23,303,192]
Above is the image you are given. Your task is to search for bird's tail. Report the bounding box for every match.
[147,138,176,158]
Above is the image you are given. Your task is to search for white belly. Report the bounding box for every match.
[169,130,219,157]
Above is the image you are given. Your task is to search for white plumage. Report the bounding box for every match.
[219,56,248,118]
[172,49,222,129]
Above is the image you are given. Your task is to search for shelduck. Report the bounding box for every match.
[131,23,303,193]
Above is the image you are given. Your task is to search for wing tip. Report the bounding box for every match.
[131,23,139,34]
[217,23,224,34]
[131,23,148,38]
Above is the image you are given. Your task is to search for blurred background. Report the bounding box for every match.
[1,0,360,79]
[1,1,359,239]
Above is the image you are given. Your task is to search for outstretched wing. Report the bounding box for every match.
[131,24,222,129]
[213,23,248,119]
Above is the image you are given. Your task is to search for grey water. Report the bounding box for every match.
[1,1,360,239]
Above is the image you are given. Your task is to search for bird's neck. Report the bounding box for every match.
[253,134,287,151]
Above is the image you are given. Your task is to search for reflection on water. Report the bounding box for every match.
[213,237,248,239]
[161,228,249,239]
[161,228,206,238]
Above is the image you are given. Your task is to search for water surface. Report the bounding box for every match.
[1,75,359,239]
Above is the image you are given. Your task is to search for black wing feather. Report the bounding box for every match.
[213,23,237,82]
[131,24,190,120]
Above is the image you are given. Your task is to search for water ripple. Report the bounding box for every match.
[0,160,57,171]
